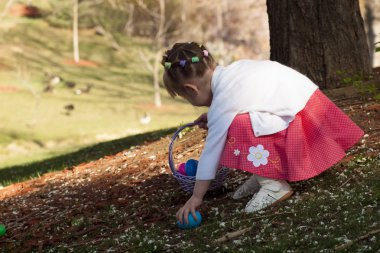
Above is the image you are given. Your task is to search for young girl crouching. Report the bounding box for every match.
[162,42,364,225]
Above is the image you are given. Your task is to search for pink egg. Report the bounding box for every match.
[177,163,187,175]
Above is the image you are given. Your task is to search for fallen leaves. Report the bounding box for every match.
[0,95,378,251]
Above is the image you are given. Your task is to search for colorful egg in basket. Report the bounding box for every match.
[168,123,229,193]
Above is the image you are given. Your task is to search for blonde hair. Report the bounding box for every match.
[162,42,216,97]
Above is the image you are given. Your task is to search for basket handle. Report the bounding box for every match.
[168,122,197,174]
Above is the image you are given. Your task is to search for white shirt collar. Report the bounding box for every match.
[211,65,223,95]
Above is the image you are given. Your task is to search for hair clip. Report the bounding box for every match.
[164,62,172,69]
[191,57,200,63]
[203,50,209,57]
[179,60,186,67]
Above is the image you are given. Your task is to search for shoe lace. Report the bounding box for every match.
[247,189,276,208]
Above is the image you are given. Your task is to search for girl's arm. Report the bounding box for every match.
[194,113,208,129]
[176,180,211,224]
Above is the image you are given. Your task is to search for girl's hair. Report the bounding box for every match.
[161,42,216,97]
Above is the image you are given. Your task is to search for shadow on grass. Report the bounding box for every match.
[0,127,176,186]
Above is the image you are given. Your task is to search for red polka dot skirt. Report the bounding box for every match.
[219,89,364,181]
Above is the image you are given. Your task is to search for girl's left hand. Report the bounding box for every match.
[176,195,203,225]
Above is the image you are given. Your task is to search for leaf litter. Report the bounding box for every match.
[0,90,379,252]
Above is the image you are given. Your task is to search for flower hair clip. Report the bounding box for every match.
[191,56,200,63]
[164,62,172,69]
[179,60,186,67]
[163,49,209,69]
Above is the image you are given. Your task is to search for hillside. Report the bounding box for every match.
[0,90,379,252]
[0,11,202,171]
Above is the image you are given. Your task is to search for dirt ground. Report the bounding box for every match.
[0,80,379,251]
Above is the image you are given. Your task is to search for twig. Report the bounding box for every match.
[334,228,380,251]
[214,213,285,243]
[93,23,122,51]
[138,51,154,72]
[339,177,351,188]
[135,0,160,19]
[215,226,252,243]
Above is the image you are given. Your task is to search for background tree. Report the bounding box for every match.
[364,0,380,66]
[0,0,14,21]
[136,0,180,108]
[73,0,79,63]
[266,0,372,89]
[45,0,270,106]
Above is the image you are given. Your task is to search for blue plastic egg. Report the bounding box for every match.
[176,211,202,229]
[185,159,198,176]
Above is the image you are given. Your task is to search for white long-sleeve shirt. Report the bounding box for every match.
[196,60,318,180]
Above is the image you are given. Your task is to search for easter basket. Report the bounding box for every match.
[168,122,229,193]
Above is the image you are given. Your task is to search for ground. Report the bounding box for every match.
[0,86,379,252]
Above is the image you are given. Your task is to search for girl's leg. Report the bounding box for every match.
[231,174,260,200]
[245,175,293,213]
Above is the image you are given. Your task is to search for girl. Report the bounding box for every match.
[162,42,364,225]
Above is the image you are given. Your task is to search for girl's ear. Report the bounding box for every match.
[184,83,199,96]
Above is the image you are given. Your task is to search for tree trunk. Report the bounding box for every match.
[365,0,380,67]
[73,0,80,63]
[181,0,187,34]
[266,0,371,89]
[153,51,162,108]
[0,0,14,21]
[156,0,165,47]
[123,3,134,37]
[152,0,165,108]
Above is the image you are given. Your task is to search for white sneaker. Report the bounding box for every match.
[244,178,293,213]
[231,175,260,200]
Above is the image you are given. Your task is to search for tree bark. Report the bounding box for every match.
[266,0,371,89]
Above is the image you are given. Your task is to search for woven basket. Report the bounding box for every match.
[168,122,229,193]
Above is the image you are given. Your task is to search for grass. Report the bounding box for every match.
[110,159,380,252]
[1,2,379,252]
[0,126,176,186]
[37,155,379,252]
[0,11,204,171]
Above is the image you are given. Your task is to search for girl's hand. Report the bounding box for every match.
[194,113,208,129]
[176,195,203,225]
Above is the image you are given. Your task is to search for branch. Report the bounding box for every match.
[213,213,290,243]
[138,51,154,72]
[135,0,160,19]
[94,24,122,51]
[214,226,253,243]
[334,228,380,251]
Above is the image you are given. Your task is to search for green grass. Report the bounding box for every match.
[36,156,379,252]
[0,11,205,171]
[0,127,176,186]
